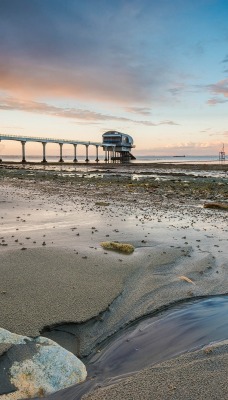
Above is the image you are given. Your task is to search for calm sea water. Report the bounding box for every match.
[1,154,226,164]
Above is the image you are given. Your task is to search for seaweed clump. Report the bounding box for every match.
[100,241,135,254]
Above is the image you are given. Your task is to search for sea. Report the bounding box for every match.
[0,154,226,164]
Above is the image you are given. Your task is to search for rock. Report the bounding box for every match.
[0,328,87,399]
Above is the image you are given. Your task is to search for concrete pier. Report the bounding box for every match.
[0,134,116,163]
[73,144,78,162]
[21,141,26,163]
[85,144,89,162]
[42,142,47,163]
[95,145,99,162]
[104,147,108,162]
[59,143,64,162]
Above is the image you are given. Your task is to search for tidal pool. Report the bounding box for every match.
[45,295,228,400]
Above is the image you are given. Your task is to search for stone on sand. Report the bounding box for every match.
[0,328,87,399]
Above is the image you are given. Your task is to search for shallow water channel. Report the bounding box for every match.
[46,295,228,400]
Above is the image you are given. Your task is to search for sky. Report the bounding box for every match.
[0,0,228,157]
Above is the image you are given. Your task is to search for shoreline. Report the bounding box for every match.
[0,165,228,399]
[1,160,228,171]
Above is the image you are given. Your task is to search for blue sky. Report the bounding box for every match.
[0,0,228,156]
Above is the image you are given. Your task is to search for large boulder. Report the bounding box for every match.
[0,328,87,399]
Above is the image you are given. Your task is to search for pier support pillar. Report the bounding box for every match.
[59,143,64,162]
[0,139,2,162]
[112,146,115,161]
[85,144,89,162]
[104,147,108,162]
[95,145,99,162]
[21,141,26,163]
[73,144,78,162]
[42,142,47,163]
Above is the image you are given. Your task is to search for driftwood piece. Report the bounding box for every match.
[179,275,195,285]
[204,202,228,210]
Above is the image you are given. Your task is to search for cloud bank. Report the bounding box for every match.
[0,95,178,127]
[0,0,200,106]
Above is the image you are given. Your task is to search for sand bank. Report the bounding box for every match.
[0,247,137,337]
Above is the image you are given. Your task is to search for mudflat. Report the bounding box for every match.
[0,162,227,399]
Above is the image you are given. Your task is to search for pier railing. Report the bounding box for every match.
[0,134,117,163]
[0,134,102,146]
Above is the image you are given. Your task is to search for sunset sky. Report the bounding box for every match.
[0,0,228,156]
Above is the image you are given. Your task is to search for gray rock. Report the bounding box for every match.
[0,328,87,399]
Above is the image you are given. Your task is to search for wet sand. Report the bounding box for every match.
[0,163,228,399]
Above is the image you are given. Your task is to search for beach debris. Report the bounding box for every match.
[178,275,195,285]
[0,328,87,399]
[100,241,135,254]
[95,201,110,206]
[168,383,177,391]
[204,202,228,210]
[203,346,213,354]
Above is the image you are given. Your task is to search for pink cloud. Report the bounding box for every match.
[0,95,178,127]
[0,57,153,105]
[207,79,228,100]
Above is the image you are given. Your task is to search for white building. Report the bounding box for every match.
[102,131,136,161]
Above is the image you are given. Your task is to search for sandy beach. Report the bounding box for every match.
[0,162,228,399]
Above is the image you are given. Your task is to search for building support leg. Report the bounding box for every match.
[95,145,99,162]
[85,145,89,162]
[112,146,115,161]
[21,141,26,163]
[73,144,78,162]
[59,143,64,162]
[104,147,108,162]
[42,142,47,163]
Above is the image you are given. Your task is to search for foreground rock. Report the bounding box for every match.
[0,328,87,399]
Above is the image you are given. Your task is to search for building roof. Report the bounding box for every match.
[102,131,134,144]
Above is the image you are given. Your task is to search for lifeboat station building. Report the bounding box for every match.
[102,131,136,161]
